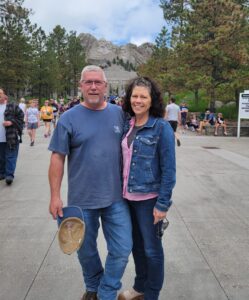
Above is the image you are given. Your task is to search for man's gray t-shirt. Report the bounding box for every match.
[166,103,180,121]
[48,103,124,209]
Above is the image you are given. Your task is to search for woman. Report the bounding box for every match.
[25,99,40,146]
[40,100,53,137]
[215,112,227,136]
[118,77,176,300]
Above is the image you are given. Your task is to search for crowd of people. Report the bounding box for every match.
[164,99,228,145]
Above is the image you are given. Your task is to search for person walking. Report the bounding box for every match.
[180,101,188,133]
[18,97,26,116]
[40,100,53,137]
[0,88,24,185]
[48,65,132,300]
[25,99,40,146]
[165,97,181,146]
[118,77,176,300]
[50,98,59,128]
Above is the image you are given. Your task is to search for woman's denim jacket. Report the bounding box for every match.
[123,116,176,212]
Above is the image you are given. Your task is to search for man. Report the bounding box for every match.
[197,109,216,134]
[18,97,27,116]
[165,97,181,146]
[48,65,132,300]
[50,98,59,128]
[0,88,24,185]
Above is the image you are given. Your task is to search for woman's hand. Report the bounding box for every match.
[153,207,167,224]
[3,121,13,127]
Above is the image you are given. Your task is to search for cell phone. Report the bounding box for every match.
[157,218,169,238]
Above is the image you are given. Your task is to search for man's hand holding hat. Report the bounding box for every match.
[49,196,63,219]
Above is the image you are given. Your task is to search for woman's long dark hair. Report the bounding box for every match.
[122,77,165,118]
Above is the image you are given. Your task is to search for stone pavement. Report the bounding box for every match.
[0,127,249,300]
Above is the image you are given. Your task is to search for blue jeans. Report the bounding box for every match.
[77,200,132,300]
[128,198,164,300]
[0,142,19,178]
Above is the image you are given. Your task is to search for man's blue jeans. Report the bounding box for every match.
[128,198,164,300]
[0,142,19,178]
[77,200,132,300]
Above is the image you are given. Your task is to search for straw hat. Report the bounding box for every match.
[57,206,85,255]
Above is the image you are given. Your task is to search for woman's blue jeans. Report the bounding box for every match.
[128,198,165,300]
[77,200,132,300]
[0,142,19,178]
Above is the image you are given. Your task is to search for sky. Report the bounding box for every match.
[23,0,166,46]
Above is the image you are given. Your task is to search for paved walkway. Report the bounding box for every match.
[0,127,249,300]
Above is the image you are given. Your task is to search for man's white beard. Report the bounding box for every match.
[88,98,100,104]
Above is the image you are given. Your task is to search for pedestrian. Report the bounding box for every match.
[50,98,59,128]
[48,65,132,300]
[165,96,181,146]
[118,77,176,300]
[18,97,26,115]
[25,99,40,146]
[40,100,53,137]
[0,88,24,185]
[180,101,188,133]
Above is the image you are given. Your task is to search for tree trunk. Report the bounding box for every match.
[194,89,199,106]
[210,87,216,112]
[234,88,240,109]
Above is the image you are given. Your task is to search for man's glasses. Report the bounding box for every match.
[82,80,105,87]
[157,218,169,239]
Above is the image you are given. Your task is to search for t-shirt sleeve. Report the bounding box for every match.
[48,121,70,155]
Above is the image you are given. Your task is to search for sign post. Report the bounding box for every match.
[237,90,249,138]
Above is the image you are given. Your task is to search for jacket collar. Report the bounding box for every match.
[130,116,158,128]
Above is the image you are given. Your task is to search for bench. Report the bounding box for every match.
[205,125,249,136]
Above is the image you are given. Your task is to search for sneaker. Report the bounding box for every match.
[30,141,34,146]
[5,176,13,185]
[224,132,228,136]
[214,132,218,136]
[177,139,181,147]
[118,288,144,300]
[44,134,48,138]
[81,291,98,300]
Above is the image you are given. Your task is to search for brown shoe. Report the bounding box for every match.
[118,288,144,300]
[81,291,98,300]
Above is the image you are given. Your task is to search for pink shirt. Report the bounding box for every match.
[122,118,158,201]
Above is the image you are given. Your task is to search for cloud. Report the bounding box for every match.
[24,0,165,45]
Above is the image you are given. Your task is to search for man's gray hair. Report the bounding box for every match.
[80,65,107,82]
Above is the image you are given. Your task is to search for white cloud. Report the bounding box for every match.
[24,0,165,45]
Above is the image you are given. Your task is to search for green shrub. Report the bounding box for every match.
[218,105,238,120]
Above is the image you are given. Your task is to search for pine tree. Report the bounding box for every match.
[0,0,33,97]
[181,0,249,109]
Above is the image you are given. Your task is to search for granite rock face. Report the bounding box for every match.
[78,33,153,67]
[78,33,154,95]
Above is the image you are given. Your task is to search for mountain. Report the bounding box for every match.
[78,33,154,68]
[78,33,154,95]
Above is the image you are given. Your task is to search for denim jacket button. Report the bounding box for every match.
[132,162,135,166]
[134,149,137,153]
[129,189,132,192]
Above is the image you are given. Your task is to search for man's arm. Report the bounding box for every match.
[48,152,65,219]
